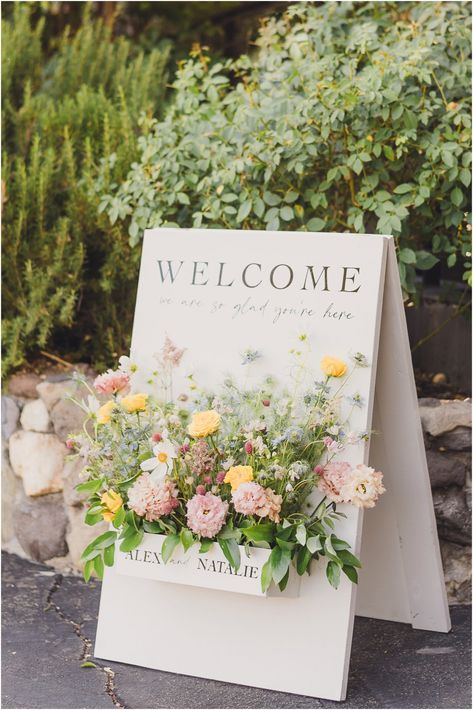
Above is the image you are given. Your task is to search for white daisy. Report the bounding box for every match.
[140,440,177,481]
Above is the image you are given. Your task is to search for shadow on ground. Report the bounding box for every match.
[2,552,471,709]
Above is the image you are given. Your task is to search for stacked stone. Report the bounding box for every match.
[1,371,107,571]
[419,398,472,605]
[1,378,471,604]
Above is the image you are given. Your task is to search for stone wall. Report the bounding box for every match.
[2,373,471,603]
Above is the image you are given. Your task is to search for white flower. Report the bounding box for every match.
[222,457,235,471]
[327,425,340,436]
[140,440,177,482]
[84,395,100,414]
[253,436,267,454]
[276,398,291,416]
[118,355,138,375]
[286,483,293,492]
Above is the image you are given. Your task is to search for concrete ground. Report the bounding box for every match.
[2,552,471,710]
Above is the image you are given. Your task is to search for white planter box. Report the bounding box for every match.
[114,532,300,597]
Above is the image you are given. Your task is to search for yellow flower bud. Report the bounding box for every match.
[320,356,347,378]
[224,465,253,491]
[120,393,148,413]
[97,400,116,424]
[101,489,123,522]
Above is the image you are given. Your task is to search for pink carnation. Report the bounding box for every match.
[127,474,179,521]
[186,493,228,538]
[232,482,268,516]
[317,462,352,503]
[232,483,282,522]
[94,370,130,395]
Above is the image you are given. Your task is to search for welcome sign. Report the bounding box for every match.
[95,228,450,701]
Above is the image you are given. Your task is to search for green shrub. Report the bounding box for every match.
[2,5,169,375]
[98,1,472,295]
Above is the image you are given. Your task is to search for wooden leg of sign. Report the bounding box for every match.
[356,240,451,632]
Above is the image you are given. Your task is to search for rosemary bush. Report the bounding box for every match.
[2,5,169,375]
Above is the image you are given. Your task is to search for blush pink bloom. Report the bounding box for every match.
[161,336,186,368]
[244,441,253,455]
[127,474,179,521]
[94,370,130,396]
[195,484,206,496]
[340,465,385,508]
[186,493,228,538]
[232,482,268,516]
[232,482,282,522]
[216,471,226,484]
[317,461,352,503]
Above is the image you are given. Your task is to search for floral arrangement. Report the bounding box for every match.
[69,337,385,593]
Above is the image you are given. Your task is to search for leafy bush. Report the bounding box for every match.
[99,1,472,296]
[2,5,169,375]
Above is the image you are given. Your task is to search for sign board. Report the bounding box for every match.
[94,229,450,701]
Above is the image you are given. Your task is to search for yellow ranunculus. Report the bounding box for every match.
[224,465,253,491]
[320,356,347,378]
[188,409,221,438]
[120,393,148,413]
[97,400,116,424]
[101,489,123,522]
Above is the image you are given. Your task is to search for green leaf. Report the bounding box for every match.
[296,524,307,546]
[218,537,241,571]
[383,145,395,161]
[80,661,97,668]
[284,189,299,203]
[276,537,296,551]
[199,539,213,554]
[394,183,413,194]
[93,554,104,580]
[307,217,326,231]
[326,560,341,589]
[241,523,274,544]
[451,187,463,207]
[81,531,117,560]
[343,565,359,584]
[460,169,471,187]
[415,250,439,270]
[161,533,180,563]
[263,191,281,206]
[296,546,312,575]
[180,528,195,553]
[337,549,362,568]
[306,535,322,554]
[84,510,104,526]
[278,568,290,592]
[112,506,125,529]
[269,546,291,584]
[399,248,416,264]
[83,559,94,583]
[177,192,190,205]
[76,479,103,495]
[119,529,144,553]
[279,205,294,221]
[261,559,272,593]
[143,521,164,534]
[447,253,457,267]
[237,199,252,223]
[103,544,115,567]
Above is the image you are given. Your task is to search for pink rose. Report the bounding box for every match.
[186,493,228,538]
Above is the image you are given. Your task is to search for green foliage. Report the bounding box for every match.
[100,1,472,295]
[2,5,169,375]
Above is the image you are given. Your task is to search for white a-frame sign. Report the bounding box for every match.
[94,229,450,701]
